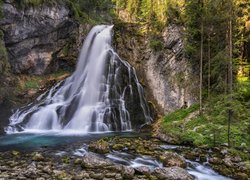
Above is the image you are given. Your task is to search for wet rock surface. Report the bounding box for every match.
[153,167,194,180]
[160,151,187,168]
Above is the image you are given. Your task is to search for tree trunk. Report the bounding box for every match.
[227,1,233,147]
[208,34,211,100]
[199,0,204,115]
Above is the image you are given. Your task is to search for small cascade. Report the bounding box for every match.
[5,25,152,134]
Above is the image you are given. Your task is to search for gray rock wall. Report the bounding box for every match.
[146,25,197,112]
[0,2,88,74]
[114,24,198,114]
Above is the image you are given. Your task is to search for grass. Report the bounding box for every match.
[163,104,199,123]
[161,101,249,150]
[161,73,250,150]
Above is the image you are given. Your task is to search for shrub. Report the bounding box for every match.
[149,39,164,51]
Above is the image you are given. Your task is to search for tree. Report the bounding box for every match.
[199,0,204,114]
[227,0,233,147]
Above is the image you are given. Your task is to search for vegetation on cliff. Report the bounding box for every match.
[13,0,113,23]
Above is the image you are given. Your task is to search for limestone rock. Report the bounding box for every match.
[160,151,187,168]
[81,153,114,169]
[88,139,110,154]
[114,23,197,114]
[32,153,44,161]
[122,166,135,179]
[152,167,194,180]
[0,2,85,74]
[135,166,152,175]
[209,157,221,165]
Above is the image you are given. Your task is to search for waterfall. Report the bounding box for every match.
[5,25,152,134]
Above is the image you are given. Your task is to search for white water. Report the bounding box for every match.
[187,160,232,180]
[5,25,152,134]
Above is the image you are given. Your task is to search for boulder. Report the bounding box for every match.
[32,153,44,161]
[156,131,180,144]
[152,167,194,180]
[81,153,115,169]
[81,152,134,178]
[160,151,187,168]
[122,166,135,179]
[135,166,152,176]
[209,157,222,165]
[88,139,110,154]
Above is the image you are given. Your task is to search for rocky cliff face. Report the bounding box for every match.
[0,1,88,74]
[114,24,198,114]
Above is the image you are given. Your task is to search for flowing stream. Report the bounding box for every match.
[5,25,151,134]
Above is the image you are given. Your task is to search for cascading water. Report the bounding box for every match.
[5,25,152,134]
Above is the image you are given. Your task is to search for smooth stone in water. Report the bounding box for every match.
[81,152,115,169]
[152,167,194,180]
[135,166,152,175]
[160,151,187,168]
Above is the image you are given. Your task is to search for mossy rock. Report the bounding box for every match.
[235,172,249,180]
[136,146,154,155]
[32,153,44,161]
[89,139,110,154]
[112,143,125,151]
[11,150,20,156]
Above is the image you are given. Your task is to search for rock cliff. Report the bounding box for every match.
[114,24,198,113]
[0,1,87,74]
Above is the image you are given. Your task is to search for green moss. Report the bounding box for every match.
[62,156,70,164]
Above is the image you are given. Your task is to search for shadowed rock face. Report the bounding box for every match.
[0,2,84,74]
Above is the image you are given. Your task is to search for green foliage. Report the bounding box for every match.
[163,104,199,123]
[112,0,184,33]
[15,0,60,8]
[165,0,184,25]
[161,95,249,149]
[149,39,164,51]
[237,77,250,101]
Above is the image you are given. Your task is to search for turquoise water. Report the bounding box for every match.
[0,132,142,151]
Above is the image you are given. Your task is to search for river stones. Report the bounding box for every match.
[89,139,110,154]
[81,152,114,169]
[160,151,187,168]
[32,153,44,161]
[209,157,222,165]
[81,152,135,178]
[134,166,152,176]
[153,130,180,144]
[152,167,194,180]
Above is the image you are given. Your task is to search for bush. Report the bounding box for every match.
[149,39,164,51]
